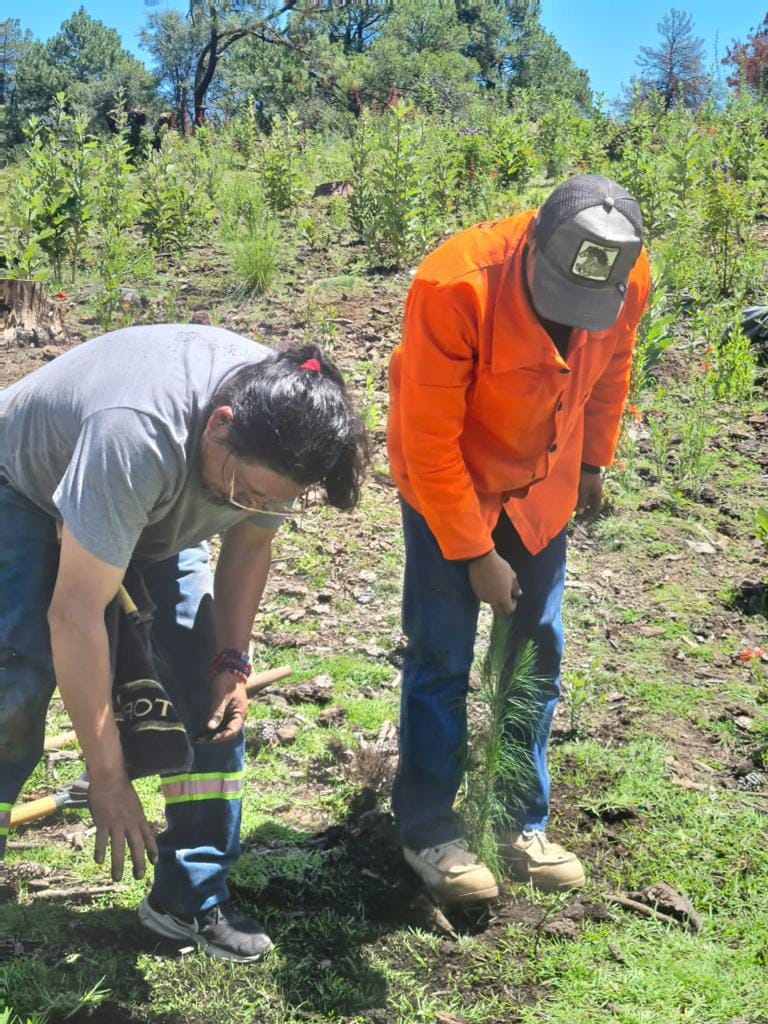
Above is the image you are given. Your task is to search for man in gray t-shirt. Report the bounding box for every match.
[0,324,366,962]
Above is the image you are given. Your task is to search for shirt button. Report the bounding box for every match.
[556,401,563,412]
[560,368,569,375]
[549,443,558,453]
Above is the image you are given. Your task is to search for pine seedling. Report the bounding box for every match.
[461,616,540,877]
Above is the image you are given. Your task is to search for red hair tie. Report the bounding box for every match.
[300,358,321,372]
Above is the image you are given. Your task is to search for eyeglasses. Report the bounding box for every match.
[226,470,301,519]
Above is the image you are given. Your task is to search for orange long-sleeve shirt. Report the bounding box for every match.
[388,210,651,559]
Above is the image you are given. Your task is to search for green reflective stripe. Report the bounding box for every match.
[0,827,8,836]
[0,803,12,811]
[161,771,243,785]
[164,791,243,806]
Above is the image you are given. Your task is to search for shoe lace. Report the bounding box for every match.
[200,901,238,927]
[421,839,474,867]
[522,830,548,853]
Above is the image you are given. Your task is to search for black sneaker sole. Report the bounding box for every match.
[137,896,273,963]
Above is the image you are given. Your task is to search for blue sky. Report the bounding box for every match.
[13,1,768,101]
[537,1,768,98]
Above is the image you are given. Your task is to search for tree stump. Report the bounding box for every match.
[1,279,66,347]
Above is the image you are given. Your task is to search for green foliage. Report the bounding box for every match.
[537,95,585,178]
[694,305,757,406]
[230,220,279,295]
[223,103,260,164]
[260,110,304,214]
[756,507,768,547]
[88,96,152,330]
[561,668,595,738]
[350,102,433,268]
[139,133,214,254]
[4,95,97,283]
[462,618,539,874]
[6,8,153,143]
[701,160,759,298]
[630,277,675,400]
[506,19,591,114]
[647,379,718,498]
[0,1011,45,1024]
[139,9,204,131]
[351,0,481,115]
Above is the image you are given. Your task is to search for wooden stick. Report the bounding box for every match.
[606,895,689,929]
[32,885,119,901]
[245,665,292,696]
[43,730,78,752]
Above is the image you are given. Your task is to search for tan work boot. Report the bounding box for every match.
[498,830,585,892]
[403,839,499,904]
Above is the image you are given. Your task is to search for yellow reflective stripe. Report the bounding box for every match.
[164,791,243,806]
[128,722,188,733]
[161,771,243,804]
[161,771,243,785]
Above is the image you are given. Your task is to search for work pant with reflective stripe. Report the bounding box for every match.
[0,478,244,918]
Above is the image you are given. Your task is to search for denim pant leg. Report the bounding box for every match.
[141,544,244,918]
[492,514,567,832]
[392,500,480,850]
[0,481,60,856]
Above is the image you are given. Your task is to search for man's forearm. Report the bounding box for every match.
[48,613,125,779]
[213,529,273,652]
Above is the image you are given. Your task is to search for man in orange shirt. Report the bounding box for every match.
[388,175,650,903]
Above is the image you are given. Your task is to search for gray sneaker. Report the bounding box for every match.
[138,893,273,962]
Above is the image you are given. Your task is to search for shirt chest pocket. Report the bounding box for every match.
[470,366,559,434]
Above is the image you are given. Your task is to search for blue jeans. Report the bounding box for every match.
[392,499,566,849]
[0,479,243,917]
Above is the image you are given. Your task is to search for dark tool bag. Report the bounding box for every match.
[105,565,194,779]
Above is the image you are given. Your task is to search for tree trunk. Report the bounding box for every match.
[194,29,219,126]
[1,279,66,347]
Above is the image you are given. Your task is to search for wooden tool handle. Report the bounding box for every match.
[245,665,292,696]
[117,583,138,615]
[9,796,60,827]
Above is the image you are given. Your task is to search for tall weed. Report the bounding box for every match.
[231,221,279,295]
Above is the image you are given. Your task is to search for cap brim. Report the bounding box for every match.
[531,250,626,332]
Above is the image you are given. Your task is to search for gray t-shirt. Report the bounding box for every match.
[0,324,284,567]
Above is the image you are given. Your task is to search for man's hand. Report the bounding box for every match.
[89,773,158,882]
[202,671,249,743]
[575,469,603,519]
[468,549,522,615]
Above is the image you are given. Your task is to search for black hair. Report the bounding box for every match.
[208,344,369,510]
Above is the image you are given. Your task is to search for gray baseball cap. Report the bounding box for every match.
[530,174,643,331]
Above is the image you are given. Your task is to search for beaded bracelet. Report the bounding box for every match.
[210,648,251,682]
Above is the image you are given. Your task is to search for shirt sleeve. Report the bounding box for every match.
[53,408,184,569]
[397,277,493,561]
